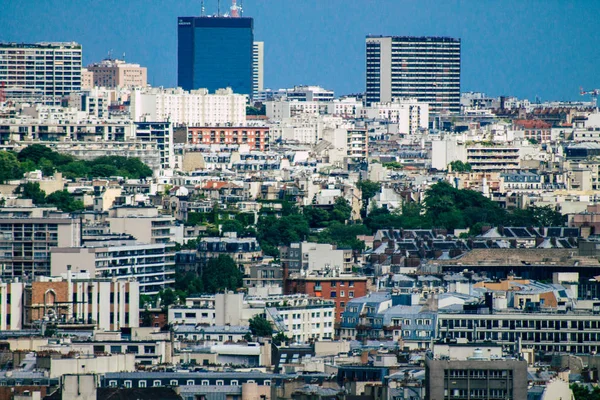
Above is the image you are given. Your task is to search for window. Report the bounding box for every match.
[264,380,271,386]
[124,381,132,388]
[170,380,178,386]
[231,380,239,386]
[216,380,224,386]
[109,381,117,387]
[202,380,209,386]
[330,292,337,298]
[185,312,196,318]
[349,281,354,287]
[331,281,337,288]
[187,380,195,386]
[349,291,354,298]
[153,380,161,387]
[174,312,182,318]
[340,291,345,297]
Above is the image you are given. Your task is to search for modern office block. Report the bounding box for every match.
[0,42,82,104]
[178,16,254,96]
[366,36,461,113]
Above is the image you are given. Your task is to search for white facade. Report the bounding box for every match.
[0,281,24,330]
[252,42,264,99]
[51,240,175,295]
[130,87,247,126]
[0,42,82,105]
[269,115,350,144]
[254,295,336,343]
[360,98,429,135]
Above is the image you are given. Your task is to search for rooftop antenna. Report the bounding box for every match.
[230,0,241,17]
[201,0,205,16]
[122,52,126,62]
[218,0,221,16]
[240,0,243,16]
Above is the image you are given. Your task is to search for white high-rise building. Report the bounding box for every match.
[0,42,82,105]
[366,36,461,113]
[252,42,264,99]
[130,87,246,126]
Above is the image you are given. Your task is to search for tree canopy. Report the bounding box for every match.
[201,255,244,294]
[13,145,153,180]
[449,160,472,172]
[248,315,273,337]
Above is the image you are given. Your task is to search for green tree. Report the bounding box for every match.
[272,332,290,345]
[357,180,381,217]
[221,219,245,236]
[0,151,23,183]
[449,160,472,172]
[248,315,273,337]
[331,197,352,223]
[317,222,369,251]
[15,182,46,204]
[60,161,92,179]
[141,309,154,327]
[303,206,331,228]
[158,288,179,309]
[45,190,84,213]
[201,255,243,294]
[17,144,56,164]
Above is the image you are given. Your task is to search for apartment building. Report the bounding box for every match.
[134,122,175,171]
[130,87,247,126]
[360,98,429,135]
[187,124,269,151]
[24,272,139,331]
[107,206,176,245]
[0,113,136,145]
[281,242,354,275]
[346,128,368,167]
[254,295,336,342]
[0,203,81,279]
[51,239,175,295]
[365,36,461,113]
[425,353,527,400]
[284,274,369,322]
[438,309,600,354]
[86,58,147,88]
[0,42,82,104]
[198,235,262,274]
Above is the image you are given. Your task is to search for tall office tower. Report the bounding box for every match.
[178,16,254,96]
[365,36,461,114]
[0,42,82,105]
[253,41,264,99]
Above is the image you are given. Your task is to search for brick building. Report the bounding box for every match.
[187,126,269,151]
[514,119,552,142]
[284,275,368,322]
[25,271,140,331]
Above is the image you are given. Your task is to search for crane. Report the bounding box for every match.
[580,87,600,109]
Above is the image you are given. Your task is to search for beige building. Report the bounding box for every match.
[81,67,94,90]
[106,206,175,244]
[86,58,147,88]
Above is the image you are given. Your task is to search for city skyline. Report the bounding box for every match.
[1,0,599,101]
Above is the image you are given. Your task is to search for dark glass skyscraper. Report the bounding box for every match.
[177,16,254,96]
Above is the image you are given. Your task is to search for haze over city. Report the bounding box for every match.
[2,0,599,100]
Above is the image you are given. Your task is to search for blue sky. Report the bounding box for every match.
[1,0,598,101]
